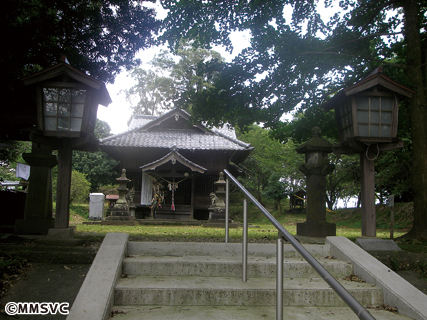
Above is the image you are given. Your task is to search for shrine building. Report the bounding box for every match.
[99,108,253,220]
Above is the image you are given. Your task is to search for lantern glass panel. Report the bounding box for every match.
[59,89,70,102]
[44,117,57,131]
[357,110,369,123]
[71,104,84,117]
[381,125,391,137]
[359,124,369,136]
[370,97,380,110]
[70,118,82,131]
[382,98,393,111]
[357,97,370,110]
[370,124,380,137]
[44,102,57,116]
[72,90,86,103]
[382,111,392,124]
[58,103,70,116]
[43,88,57,101]
[355,96,395,138]
[371,111,380,123]
[58,117,70,131]
[42,87,86,133]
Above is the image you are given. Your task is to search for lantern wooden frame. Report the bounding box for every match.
[22,61,111,139]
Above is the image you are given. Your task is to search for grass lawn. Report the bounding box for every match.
[74,223,408,242]
[69,201,427,278]
[71,202,409,243]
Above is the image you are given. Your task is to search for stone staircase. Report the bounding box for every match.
[107,242,411,320]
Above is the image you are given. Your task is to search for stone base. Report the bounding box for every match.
[101,220,138,226]
[14,218,54,235]
[34,227,84,246]
[106,207,135,221]
[355,237,401,251]
[208,207,226,222]
[105,215,136,221]
[297,221,336,238]
[47,227,75,239]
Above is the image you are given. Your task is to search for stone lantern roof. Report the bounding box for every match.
[295,127,333,154]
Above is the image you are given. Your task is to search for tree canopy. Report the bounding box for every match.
[4,0,160,84]
[72,120,118,192]
[159,0,427,238]
[237,125,305,211]
[124,41,224,116]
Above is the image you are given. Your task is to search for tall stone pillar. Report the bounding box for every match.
[296,127,336,238]
[15,144,57,234]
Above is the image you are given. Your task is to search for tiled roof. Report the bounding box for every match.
[128,115,158,130]
[100,129,251,151]
[101,108,252,151]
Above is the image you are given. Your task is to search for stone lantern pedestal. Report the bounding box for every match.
[103,169,137,225]
[14,144,57,235]
[296,127,336,238]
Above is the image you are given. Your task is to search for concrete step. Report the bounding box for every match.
[127,241,331,259]
[108,305,412,320]
[114,275,383,307]
[123,255,352,278]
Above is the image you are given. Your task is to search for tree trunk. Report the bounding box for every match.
[402,0,427,239]
[276,199,282,215]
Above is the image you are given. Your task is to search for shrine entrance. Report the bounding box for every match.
[140,148,207,220]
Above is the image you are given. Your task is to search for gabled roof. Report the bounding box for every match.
[100,108,253,151]
[140,148,207,173]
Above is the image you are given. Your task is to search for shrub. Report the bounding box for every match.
[69,170,91,204]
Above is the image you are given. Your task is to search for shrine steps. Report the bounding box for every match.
[67,234,426,320]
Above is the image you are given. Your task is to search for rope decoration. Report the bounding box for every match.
[150,175,189,212]
[169,180,177,211]
[150,181,164,209]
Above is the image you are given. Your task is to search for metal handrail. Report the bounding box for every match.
[223,169,376,320]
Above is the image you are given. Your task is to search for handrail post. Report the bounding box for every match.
[225,177,229,243]
[223,169,376,320]
[276,235,284,320]
[242,198,248,282]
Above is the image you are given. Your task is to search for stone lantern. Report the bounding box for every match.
[214,172,226,208]
[323,67,414,237]
[104,169,137,225]
[17,58,111,237]
[208,172,227,222]
[296,127,336,238]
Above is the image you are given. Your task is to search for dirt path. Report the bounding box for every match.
[0,263,90,320]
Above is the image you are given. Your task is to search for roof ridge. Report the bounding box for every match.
[99,127,139,143]
[209,127,252,149]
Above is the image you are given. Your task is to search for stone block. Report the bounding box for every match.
[47,227,75,239]
[297,221,336,238]
[355,238,401,251]
[14,218,54,235]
